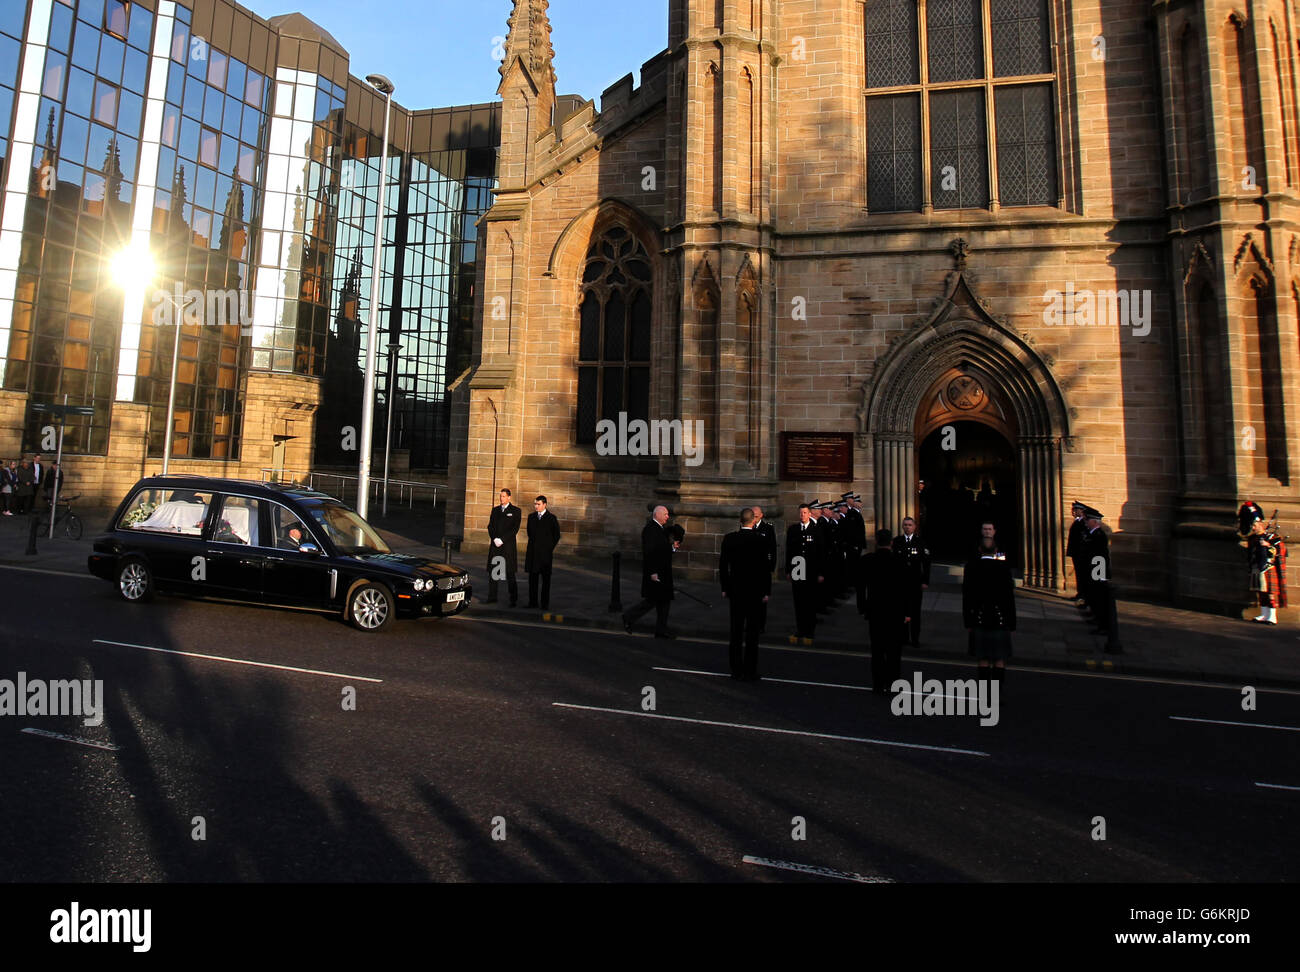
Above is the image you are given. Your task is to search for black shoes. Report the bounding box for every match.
[622,615,634,633]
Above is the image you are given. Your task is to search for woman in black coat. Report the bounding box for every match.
[963,537,1016,681]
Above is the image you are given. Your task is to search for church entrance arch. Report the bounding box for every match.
[860,273,1070,589]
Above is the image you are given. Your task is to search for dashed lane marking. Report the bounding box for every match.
[92,639,383,683]
[653,666,873,691]
[741,855,893,884]
[550,702,989,757]
[1170,715,1300,733]
[20,727,119,751]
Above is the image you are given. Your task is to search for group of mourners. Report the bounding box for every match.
[714,492,1020,689]
[0,455,63,515]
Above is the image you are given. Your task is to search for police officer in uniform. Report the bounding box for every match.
[485,488,520,605]
[893,516,931,648]
[752,506,778,632]
[785,503,824,640]
[863,528,908,693]
[1065,500,1088,602]
[840,493,867,606]
[1080,508,1118,650]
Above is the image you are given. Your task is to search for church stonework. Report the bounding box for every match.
[450,0,1300,618]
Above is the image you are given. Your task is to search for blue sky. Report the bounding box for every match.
[280,0,670,108]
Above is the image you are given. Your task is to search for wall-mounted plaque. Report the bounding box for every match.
[780,432,853,481]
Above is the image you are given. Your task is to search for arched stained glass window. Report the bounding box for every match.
[577,226,652,444]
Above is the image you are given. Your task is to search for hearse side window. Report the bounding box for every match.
[119,488,214,536]
[211,495,260,546]
[266,502,314,551]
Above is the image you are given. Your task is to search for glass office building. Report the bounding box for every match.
[0,0,497,494]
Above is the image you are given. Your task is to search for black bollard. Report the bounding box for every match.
[1105,585,1123,654]
[608,550,623,612]
[442,537,452,564]
[25,509,39,556]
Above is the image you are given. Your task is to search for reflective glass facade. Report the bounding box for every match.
[0,0,498,472]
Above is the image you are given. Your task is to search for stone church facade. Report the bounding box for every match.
[449,0,1300,615]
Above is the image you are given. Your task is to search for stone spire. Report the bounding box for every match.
[101,134,124,202]
[499,0,556,91]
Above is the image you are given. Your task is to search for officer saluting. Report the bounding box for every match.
[893,516,931,648]
[485,488,520,606]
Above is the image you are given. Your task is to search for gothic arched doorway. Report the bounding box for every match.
[860,272,1070,590]
[918,421,1018,565]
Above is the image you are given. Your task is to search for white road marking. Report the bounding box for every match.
[0,564,97,579]
[741,855,893,884]
[1170,715,1300,733]
[1255,782,1300,792]
[92,639,383,683]
[653,666,999,702]
[20,727,119,751]
[551,702,989,756]
[463,616,1300,695]
[653,666,873,691]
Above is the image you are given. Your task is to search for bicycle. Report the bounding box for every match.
[51,492,82,540]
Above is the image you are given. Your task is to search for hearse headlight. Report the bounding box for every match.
[413,578,429,592]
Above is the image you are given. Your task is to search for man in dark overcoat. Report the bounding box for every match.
[486,487,520,605]
[719,507,771,679]
[524,495,561,609]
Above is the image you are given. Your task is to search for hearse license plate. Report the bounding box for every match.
[446,591,465,603]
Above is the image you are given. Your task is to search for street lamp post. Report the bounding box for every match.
[382,339,400,517]
[357,73,395,520]
[161,299,182,475]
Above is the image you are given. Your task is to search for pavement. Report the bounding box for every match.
[5,501,1298,690]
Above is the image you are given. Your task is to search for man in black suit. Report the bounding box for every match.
[785,503,824,640]
[524,495,560,609]
[752,505,778,632]
[719,507,771,680]
[893,516,931,648]
[863,529,909,693]
[485,487,521,605]
[623,505,675,638]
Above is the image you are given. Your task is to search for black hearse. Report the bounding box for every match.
[88,476,470,631]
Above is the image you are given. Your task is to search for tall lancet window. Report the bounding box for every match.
[864,0,1058,212]
[577,227,653,444]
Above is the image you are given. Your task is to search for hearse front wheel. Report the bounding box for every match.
[348,582,394,632]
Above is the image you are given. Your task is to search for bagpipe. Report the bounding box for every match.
[1238,501,1287,570]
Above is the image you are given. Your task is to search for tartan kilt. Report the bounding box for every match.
[1262,541,1288,608]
